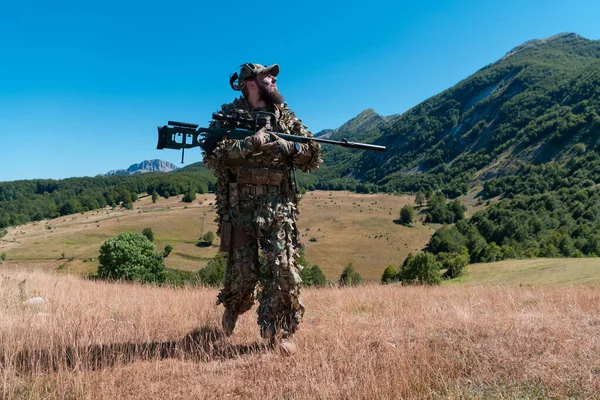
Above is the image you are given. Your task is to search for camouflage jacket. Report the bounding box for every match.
[203,97,322,234]
[204,97,322,172]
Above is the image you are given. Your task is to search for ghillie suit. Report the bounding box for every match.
[204,95,321,338]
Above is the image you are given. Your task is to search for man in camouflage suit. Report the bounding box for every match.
[203,63,322,349]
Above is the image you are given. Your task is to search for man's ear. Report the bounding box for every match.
[246,80,257,89]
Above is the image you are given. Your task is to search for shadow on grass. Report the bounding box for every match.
[7,326,267,374]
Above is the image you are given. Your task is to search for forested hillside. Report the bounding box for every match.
[310,33,600,196]
[0,166,215,228]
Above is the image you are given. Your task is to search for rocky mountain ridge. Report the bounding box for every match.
[104,159,178,176]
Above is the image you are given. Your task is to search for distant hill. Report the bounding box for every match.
[309,33,600,196]
[104,160,178,176]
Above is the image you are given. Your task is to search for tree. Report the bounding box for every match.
[398,252,441,285]
[400,204,416,226]
[381,265,397,284]
[447,199,466,222]
[415,191,426,207]
[97,232,166,284]
[439,246,469,279]
[182,188,196,203]
[197,252,227,287]
[428,226,466,254]
[300,265,327,287]
[339,263,362,287]
[481,242,503,262]
[425,192,449,223]
[151,190,159,203]
[0,252,6,263]
[60,198,82,216]
[309,265,327,287]
[198,231,215,247]
[142,227,154,242]
[163,244,173,258]
[297,248,327,287]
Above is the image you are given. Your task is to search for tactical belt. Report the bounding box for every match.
[235,167,284,185]
[238,184,281,197]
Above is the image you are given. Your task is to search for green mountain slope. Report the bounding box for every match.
[312,33,600,196]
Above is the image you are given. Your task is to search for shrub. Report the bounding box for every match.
[439,246,470,279]
[97,232,166,284]
[197,252,227,287]
[398,252,441,285]
[164,269,196,287]
[415,191,426,207]
[163,244,174,258]
[198,231,215,247]
[142,228,154,242]
[0,252,5,262]
[182,189,196,203]
[400,204,416,225]
[381,265,397,284]
[428,226,466,254]
[339,263,362,287]
[300,265,328,287]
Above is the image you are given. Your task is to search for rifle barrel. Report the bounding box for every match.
[276,133,386,153]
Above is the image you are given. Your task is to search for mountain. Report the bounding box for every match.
[104,160,179,176]
[310,33,600,196]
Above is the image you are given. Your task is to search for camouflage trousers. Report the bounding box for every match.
[217,185,304,337]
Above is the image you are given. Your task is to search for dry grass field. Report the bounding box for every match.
[1,267,600,399]
[0,191,434,281]
[3,191,600,398]
[299,191,434,280]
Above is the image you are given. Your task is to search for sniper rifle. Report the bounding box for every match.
[157,112,386,163]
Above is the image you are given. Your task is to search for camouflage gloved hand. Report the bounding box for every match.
[243,127,269,150]
[261,134,297,157]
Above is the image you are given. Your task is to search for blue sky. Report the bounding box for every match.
[1,0,599,181]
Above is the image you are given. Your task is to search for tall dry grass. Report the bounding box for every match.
[1,268,600,399]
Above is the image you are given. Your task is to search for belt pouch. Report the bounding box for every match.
[220,221,232,252]
[267,170,283,185]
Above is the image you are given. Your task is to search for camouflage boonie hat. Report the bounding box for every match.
[230,63,280,91]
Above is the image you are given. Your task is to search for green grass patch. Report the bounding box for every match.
[449,258,600,286]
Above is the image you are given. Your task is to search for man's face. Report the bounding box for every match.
[255,74,285,105]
